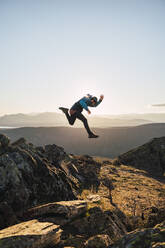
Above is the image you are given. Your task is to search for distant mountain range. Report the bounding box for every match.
[2,112,165,128]
[1,123,165,158]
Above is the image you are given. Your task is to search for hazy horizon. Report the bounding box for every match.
[1,111,165,117]
[1,111,165,129]
[0,0,165,115]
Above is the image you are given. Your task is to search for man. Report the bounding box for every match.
[59,94,104,138]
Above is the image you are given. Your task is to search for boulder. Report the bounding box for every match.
[71,155,101,191]
[0,134,10,155]
[11,137,27,147]
[0,219,62,248]
[0,134,10,147]
[45,144,66,165]
[26,200,87,225]
[84,234,112,248]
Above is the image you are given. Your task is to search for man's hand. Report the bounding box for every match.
[88,110,91,114]
[100,94,104,100]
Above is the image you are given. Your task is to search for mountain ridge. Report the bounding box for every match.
[1,123,165,158]
[0,112,155,127]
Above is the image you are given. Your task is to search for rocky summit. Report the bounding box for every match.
[0,133,165,248]
[113,137,165,177]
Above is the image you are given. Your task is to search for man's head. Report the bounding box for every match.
[91,96,97,105]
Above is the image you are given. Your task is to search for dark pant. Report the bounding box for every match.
[64,103,93,135]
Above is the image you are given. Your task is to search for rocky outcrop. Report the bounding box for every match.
[112,220,165,248]
[1,133,165,247]
[0,134,102,231]
[113,137,165,176]
[0,219,62,248]
[0,134,77,229]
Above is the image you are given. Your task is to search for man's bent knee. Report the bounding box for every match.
[69,120,74,125]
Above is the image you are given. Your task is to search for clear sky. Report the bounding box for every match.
[0,0,165,115]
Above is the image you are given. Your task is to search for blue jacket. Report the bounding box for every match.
[79,94,102,112]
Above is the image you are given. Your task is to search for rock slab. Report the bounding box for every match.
[0,219,62,248]
[26,200,87,225]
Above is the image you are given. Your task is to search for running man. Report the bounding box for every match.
[59,94,104,138]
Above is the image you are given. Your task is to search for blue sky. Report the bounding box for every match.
[0,0,165,115]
